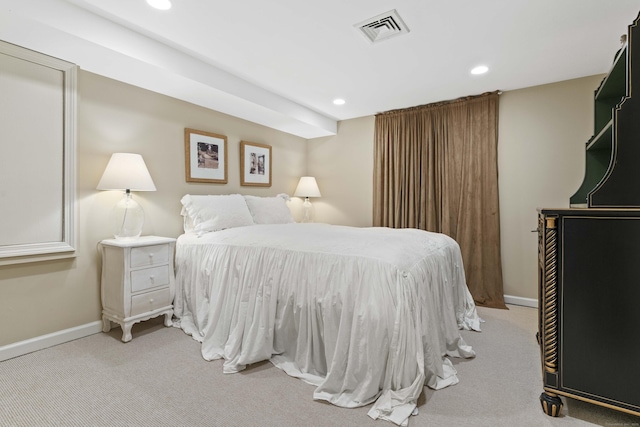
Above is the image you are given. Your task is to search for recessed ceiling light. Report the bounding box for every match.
[147,0,171,10]
[471,65,489,75]
[333,98,346,105]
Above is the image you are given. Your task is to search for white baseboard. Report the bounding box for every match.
[0,321,102,362]
[504,294,538,308]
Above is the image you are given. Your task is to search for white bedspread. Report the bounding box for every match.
[173,223,480,426]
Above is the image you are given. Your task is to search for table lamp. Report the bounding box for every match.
[294,176,321,223]
[97,153,156,240]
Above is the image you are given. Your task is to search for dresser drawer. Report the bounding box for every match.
[130,288,171,316]
[130,244,169,268]
[130,265,169,292]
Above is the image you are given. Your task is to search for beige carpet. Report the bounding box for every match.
[0,305,638,427]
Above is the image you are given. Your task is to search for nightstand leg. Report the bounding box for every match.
[102,316,112,333]
[121,322,133,343]
[163,311,173,327]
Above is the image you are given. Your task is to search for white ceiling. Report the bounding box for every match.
[1,0,640,138]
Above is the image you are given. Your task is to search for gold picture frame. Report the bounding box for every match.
[184,128,228,184]
[240,141,272,187]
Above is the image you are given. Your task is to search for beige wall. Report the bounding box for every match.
[0,70,603,348]
[307,116,375,227]
[498,75,602,300]
[0,70,306,346]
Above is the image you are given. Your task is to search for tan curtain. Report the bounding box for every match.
[373,91,506,309]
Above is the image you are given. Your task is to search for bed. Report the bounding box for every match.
[173,194,481,426]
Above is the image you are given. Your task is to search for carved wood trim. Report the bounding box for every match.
[542,217,559,375]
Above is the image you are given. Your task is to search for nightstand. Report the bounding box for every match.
[99,236,176,342]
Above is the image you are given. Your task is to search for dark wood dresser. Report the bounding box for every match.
[538,209,640,416]
[538,10,640,418]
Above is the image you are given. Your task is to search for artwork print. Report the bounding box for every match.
[185,128,227,184]
[240,141,271,187]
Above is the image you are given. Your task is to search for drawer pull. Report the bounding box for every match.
[149,275,155,283]
[149,298,154,303]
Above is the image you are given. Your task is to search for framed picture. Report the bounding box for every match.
[184,128,228,183]
[240,141,272,187]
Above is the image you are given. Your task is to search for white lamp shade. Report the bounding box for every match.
[294,176,321,198]
[96,153,156,191]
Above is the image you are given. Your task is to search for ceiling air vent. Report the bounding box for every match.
[355,9,410,44]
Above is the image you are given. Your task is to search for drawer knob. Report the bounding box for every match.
[149,253,154,259]
[149,298,154,303]
[149,275,155,283]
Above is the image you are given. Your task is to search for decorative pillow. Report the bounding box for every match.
[244,194,294,224]
[180,194,254,235]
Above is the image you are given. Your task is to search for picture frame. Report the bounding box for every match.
[184,128,228,184]
[240,141,272,187]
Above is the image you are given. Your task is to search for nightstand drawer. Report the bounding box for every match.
[131,265,169,292]
[130,244,169,268]
[131,288,171,316]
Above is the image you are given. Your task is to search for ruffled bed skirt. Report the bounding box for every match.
[173,224,481,426]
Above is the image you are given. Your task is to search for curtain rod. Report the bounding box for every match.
[376,90,501,116]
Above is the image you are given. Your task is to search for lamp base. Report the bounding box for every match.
[111,191,145,240]
[301,197,313,223]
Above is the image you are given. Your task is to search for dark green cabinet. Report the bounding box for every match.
[539,10,640,419]
[538,209,640,417]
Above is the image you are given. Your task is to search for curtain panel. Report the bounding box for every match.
[373,92,506,308]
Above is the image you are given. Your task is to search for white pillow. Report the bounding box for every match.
[180,205,196,233]
[244,194,294,224]
[180,194,254,235]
